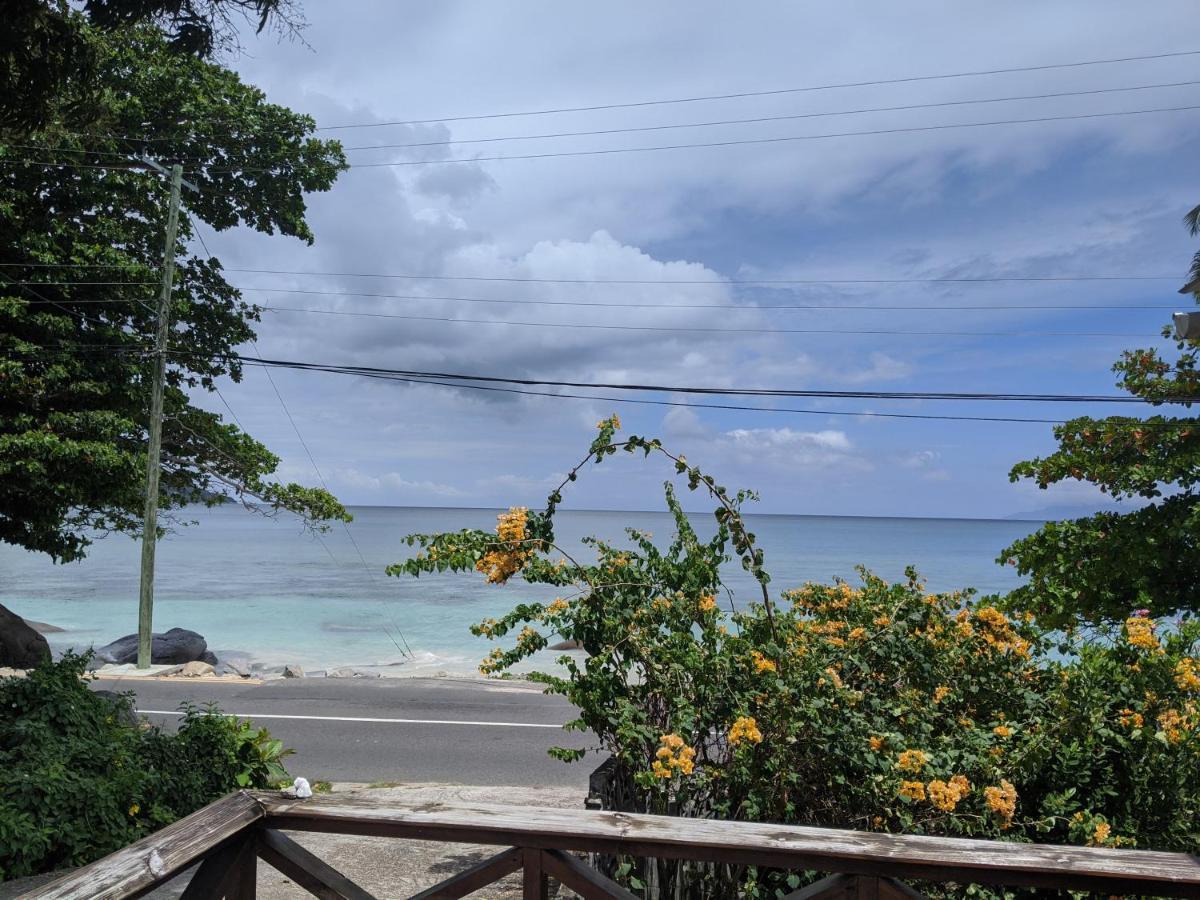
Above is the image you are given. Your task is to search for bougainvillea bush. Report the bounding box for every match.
[392,418,1200,898]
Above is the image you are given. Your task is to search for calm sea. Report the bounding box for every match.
[0,506,1040,675]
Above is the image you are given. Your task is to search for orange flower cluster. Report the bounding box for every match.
[697,593,718,612]
[652,734,696,778]
[750,650,777,674]
[896,749,929,774]
[927,775,971,812]
[1117,708,1144,729]
[1156,707,1194,744]
[899,781,926,801]
[972,607,1030,657]
[993,725,1012,738]
[1090,822,1112,846]
[476,507,533,584]
[1175,657,1200,692]
[933,686,951,703]
[984,780,1018,827]
[868,735,885,752]
[1124,617,1161,653]
[728,716,763,745]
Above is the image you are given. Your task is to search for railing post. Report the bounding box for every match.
[522,848,548,900]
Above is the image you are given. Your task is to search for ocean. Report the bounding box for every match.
[0,505,1041,675]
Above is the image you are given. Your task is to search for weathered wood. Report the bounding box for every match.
[253,793,1200,897]
[256,829,376,900]
[228,836,258,900]
[539,849,638,900]
[785,875,928,900]
[23,792,265,900]
[179,840,247,900]
[522,848,547,900]
[407,847,522,899]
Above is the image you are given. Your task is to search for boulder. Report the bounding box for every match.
[95,628,207,665]
[199,650,218,666]
[175,661,215,677]
[217,658,253,678]
[0,603,51,669]
[282,664,304,678]
[21,618,65,634]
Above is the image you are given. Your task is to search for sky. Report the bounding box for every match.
[192,0,1200,519]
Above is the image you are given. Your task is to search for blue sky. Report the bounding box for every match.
[195,0,1200,519]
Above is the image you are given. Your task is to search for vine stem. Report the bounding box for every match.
[548,437,781,646]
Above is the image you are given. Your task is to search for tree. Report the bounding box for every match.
[1,0,299,136]
[0,23,349,562]
[999,211,1200,628]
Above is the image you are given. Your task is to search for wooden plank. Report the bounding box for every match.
[784,873,854,899]
[23,792,265,900]
[408,847,522,899]
[180,841,246,900]
[229,836,257,900]
[252,793,1200,897]
[257,830,377,900]
[539,849,638,900]
[522,849,547,900]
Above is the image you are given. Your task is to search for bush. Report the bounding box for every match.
[0,652,291,881]
[393,419,1200,898]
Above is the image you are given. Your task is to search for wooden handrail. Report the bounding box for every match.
[255,793,1200,897]
[20,791,1200,899]
[24,792,265,900]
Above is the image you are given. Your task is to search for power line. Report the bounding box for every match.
[339,80,1200,151]
[312,49,1200,130]
[232,358,1200,426]
[0,262,160,270]
[258,304,1150,338]
[222,354,1191,404]
[236,286,1179,311]
[319,104,1200,170]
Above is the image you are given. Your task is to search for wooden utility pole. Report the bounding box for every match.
[137,163,183,669]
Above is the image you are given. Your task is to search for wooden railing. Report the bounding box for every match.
[20,790,1200,899]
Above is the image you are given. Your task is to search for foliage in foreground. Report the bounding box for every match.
[0,653,291,881]
[394,419,1200,898]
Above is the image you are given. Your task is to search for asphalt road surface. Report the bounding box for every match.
[90,676,592,788]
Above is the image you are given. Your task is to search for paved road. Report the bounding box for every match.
[91,676,593,788]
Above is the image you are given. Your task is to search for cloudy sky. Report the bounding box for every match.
[195,1,1200,519]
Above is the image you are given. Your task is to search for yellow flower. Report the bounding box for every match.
[1124,617,1161,653]
[652,734,695,778]
[1091,822,1112,846]
[1175,657,1200,692]
[896,749,929,774]
[128,802,140,817]
[697,593,718,612]
[868,735,885,752]
[750,650,777,674]
[729,716,763,745]
[984,781,1017,827]
[545,598,569,615]
[927,777,970,813]
[596,414,621,430]
[899,781,926,802]
[824,666,844,689]
[848,627,867,641]
[873,615,891,627]
[1157,708,1190,744]
[993,725,1012,738]
[475,507,533,584]
[933,686,951,703]
[1117,708,1144,729]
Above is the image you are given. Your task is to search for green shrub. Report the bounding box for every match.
[393,419,1200,898]
[0,652,292,881]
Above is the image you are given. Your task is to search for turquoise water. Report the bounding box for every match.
[0,506,1040,674]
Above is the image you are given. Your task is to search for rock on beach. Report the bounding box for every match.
[0,602,51,669]
[95,627,210,666]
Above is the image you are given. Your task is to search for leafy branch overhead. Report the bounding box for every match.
[0,24,350,561]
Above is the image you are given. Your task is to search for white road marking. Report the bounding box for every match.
[137,710,563,729]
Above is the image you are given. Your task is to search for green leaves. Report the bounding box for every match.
[0,25,349,560]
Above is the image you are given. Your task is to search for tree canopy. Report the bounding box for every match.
[0,23,349,562]
[1000,217,1200,627]
[2,0,297,136]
